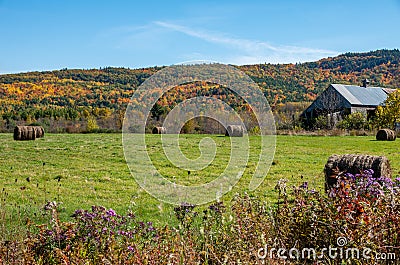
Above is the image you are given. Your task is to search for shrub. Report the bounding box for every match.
[313,115,328,130]
[248,125,261,135]
[374,89,400,129]
[337,112,368,130]
[85,116,99,132]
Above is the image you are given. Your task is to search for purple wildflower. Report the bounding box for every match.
[299,182,308,189]
[344,173,356,181]
[364,169,374,175]
[106,209,116,217]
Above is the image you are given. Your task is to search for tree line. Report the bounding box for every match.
[0,49,398,132]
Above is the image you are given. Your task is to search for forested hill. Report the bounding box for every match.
[0,49,399,131]
[240,49,400,103]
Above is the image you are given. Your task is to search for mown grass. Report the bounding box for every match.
[0,133,399,240]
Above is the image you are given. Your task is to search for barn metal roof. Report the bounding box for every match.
[331,84,390,106]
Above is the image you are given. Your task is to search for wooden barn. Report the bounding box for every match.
[301,79,395,127]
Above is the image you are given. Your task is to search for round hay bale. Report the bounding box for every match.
[14,126,44,140]
[152,126,166,134]
[324,154,392,190]
[14,126,36,141]
[376,129,396,141]
[33,126,45,138]
[225,125,244,137]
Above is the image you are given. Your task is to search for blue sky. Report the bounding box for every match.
[0,0,399,73]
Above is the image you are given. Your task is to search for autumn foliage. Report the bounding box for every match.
[0,49,399,132]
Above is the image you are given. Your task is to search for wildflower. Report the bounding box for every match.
[364,169,374,175]
[275,178,288,196]
[106,209,116,217]
[299,182,308,190]
[43,201,57,211]
[209,201,225,214]
[344,172,356,181]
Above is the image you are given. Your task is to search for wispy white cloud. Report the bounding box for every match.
[154,21,339,64]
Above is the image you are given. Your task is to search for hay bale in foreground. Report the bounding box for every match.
[225,125,244,137]
[152,126,166,134]
[376,129,396,141]
[324,154,391,190]
[14,126,45,141]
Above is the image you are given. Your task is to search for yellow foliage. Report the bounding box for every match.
[86,115,99,132]
[374,90,400,128]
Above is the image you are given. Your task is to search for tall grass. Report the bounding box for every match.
[1,172,399,264]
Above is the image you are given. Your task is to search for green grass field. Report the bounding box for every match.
[1,133,399,239]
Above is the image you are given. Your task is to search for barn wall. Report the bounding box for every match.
[350,107,378,121]
[302,85,351,126]
[350,107,370,115]
[305,85,352,116]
